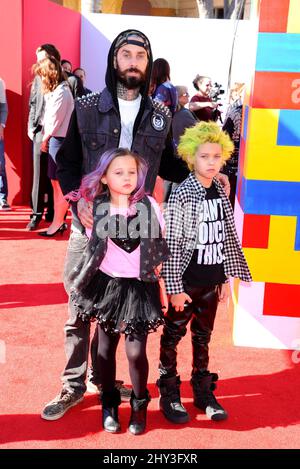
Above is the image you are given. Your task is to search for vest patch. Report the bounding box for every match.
[151,112,166,131]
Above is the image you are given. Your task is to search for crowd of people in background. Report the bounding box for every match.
[1,45,245,217]
[0,29,250,436]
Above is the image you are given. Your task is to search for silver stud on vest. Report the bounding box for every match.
[76,92,101,109]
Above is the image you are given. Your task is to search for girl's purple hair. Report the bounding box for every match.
[66,148,148,204]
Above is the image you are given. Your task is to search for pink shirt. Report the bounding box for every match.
[87,196,164,278]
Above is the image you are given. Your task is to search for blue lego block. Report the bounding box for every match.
[277,110,300,146]
[256,33,300,72]
[240,177,300,250]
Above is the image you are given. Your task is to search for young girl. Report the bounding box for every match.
[67,148,169,435]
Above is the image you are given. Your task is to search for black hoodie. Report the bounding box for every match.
[105,29,153,138]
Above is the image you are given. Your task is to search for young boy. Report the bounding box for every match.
[157,121,252,423]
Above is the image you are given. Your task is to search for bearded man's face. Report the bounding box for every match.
[115,43,148,89]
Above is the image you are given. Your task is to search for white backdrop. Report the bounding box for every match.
[80,13,257,107]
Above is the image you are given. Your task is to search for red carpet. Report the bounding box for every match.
[1,207,300,449]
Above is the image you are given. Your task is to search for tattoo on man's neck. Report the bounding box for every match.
[117,82,140,101]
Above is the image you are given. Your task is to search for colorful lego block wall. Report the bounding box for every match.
[233,0,300,349]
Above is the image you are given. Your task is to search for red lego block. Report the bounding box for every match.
[259,0,290,33]
[264,283,300,317]
[242,214,270,248]
[253,71,300,109]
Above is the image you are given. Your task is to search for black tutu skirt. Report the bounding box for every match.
[70,270,164,335]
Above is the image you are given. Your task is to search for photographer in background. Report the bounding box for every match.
[209,82,225,124]
[189,75,219,122]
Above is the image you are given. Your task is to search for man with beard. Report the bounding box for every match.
[41,30,192,422]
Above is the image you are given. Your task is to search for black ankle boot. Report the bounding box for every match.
[128,390,150,435]
[157,375,189,424]
[191,371,228,421]
[102,388,121,433]
[26,214,42,231]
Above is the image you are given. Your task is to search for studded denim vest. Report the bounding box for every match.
[75,88,172,193]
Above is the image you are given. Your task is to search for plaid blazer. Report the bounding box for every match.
[162,172,252,294]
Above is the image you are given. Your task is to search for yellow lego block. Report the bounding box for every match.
[244,216,300,284]
[243,108,300,181]
[287,0,300,33]
[245,142,300,181]
[247,108,279,145]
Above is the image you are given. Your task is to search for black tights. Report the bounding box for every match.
[97,325,148,398]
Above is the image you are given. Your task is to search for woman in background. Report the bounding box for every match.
[35,56,74,236]
[151,58,178,201]
[150,58,178,116]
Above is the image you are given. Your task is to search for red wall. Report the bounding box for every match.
[0,0,81,205]
[0,0,23,205]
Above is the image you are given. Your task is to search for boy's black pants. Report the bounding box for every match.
[159,284,219,378]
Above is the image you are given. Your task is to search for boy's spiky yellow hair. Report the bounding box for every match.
[177,121,234,171]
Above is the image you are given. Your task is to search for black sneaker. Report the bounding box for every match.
[197,392,228,421]
[41,389,84,421]
[191,372,228,421]
[0,199,11,211]
[157,376,189,424]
